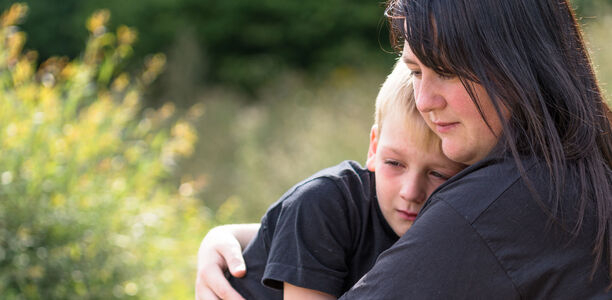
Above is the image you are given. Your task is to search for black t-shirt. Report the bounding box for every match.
[340,153,612,299]
[229,160,399,299]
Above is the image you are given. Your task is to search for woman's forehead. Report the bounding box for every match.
[401,42,419,66]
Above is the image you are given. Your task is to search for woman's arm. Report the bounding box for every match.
[284,282,337,300]
[212,223,261,249]
[195,224,260,300]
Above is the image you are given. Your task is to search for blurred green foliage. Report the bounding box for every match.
[0,4,209,299]
[572,0,612,15]
[182,68,385,220]
[584,16,612,101]
[0,0,607,97]
[0,0,394,94]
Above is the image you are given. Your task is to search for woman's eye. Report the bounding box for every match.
[430,171,449,180]
[410,70,422,78]
[437,73,456,80]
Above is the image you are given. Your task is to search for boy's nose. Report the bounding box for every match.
[399,174,427,204]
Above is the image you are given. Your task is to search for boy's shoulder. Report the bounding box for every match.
[282,160,373,204]
[306,160,371,185]
[261,160,375,226]
[309,160,370,180]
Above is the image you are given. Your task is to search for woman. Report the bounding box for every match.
[198,0,612,298]
[338,0,612,298]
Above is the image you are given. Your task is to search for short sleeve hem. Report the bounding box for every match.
[263,262,347,297]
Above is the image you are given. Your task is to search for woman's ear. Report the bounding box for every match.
[366,125,378,172]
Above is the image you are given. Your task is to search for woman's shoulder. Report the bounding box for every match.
[418,154,604,298]
[425,154,542,223]
[424,152,585,234]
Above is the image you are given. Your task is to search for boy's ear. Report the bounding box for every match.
[366,125,378,172]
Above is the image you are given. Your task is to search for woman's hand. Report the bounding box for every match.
[195,224,260,300]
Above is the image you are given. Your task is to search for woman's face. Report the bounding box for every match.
[402,42,508,165]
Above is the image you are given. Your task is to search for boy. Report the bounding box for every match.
[196,61,466,299]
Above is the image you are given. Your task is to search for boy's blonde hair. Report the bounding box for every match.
[374,60,441,151]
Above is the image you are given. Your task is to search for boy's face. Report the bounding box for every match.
[366,110,465,236]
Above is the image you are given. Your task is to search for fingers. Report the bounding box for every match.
[195,279,220,300]
[228,261,246,278]
[203,266,246,300]
[209,228,247,278]
[196,269,219,300]
[221,244,246,278]
[195,225,250,299]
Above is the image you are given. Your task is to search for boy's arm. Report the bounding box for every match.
[284,282,337,300]
[195,224,260,300]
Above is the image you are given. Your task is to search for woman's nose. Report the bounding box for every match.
[414,76,446,113]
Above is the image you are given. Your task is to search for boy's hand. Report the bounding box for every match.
[196,225,259,300]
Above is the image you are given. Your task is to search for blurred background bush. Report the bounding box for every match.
[0,4,207,299]
[0,0,395,97]
[0,0,610,299]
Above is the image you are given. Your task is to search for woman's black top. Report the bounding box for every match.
[340,153,611,299]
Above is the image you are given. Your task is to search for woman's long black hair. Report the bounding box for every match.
[387,0,612,282]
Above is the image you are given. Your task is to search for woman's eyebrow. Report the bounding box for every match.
[402,57,418,66]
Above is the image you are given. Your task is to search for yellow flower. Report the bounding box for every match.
[7,31,25,62]
[1,3,28,27]
[142,54,166,85]
[86,9,110,35]
[158,102,175,121]
[13,58,34,85]
[117,25,137,45]
[111,73,130,92]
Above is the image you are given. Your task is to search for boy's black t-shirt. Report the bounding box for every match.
[229,160,399,299]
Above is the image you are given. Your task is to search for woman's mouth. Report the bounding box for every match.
[397,209,418,221]
[433,121,459,133]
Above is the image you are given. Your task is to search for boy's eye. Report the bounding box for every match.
[430,171,450,180]
[385,160,403,168]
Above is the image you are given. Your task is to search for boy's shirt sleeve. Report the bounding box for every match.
[262,177,356,298]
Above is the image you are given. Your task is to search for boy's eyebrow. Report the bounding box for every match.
[381,145,403,156]
[377,144,406,159]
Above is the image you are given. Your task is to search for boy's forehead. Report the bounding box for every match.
[380,111,416,141]
[380,110,441,154]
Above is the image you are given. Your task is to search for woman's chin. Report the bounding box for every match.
[441,144,471,165]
